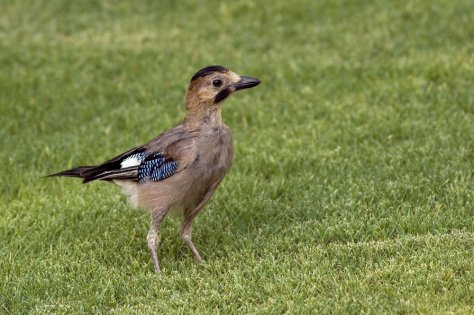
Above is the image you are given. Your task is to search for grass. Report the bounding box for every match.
[1,0,473,313]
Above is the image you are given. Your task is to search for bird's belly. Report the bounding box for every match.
[133,162,230,212]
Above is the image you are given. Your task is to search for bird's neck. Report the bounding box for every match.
[184,106,223,128]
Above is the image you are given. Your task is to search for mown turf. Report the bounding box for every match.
[1,0,473,313]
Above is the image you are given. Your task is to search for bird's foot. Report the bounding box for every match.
[194,253,203,262]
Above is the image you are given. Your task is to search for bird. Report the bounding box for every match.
[48,65,260,273]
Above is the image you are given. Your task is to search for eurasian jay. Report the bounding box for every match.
[48,65,261,273]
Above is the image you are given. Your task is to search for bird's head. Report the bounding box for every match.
[185,65,260,111]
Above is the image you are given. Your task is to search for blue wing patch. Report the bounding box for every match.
[138,153,178,183]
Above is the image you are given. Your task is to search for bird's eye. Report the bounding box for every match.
[212,79,223,87]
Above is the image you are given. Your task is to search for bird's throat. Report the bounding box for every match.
[184,106,223,128]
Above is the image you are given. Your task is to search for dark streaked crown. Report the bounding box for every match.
[191,65,228,82]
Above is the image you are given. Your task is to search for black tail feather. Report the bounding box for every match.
[46,166,95,179]
[79,164,115,181]
[47,165,138,183]
[46,147,145,183]
[82,167,138,183]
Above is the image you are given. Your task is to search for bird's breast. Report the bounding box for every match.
[192,128,233,179]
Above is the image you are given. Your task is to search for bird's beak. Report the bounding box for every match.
[233,76,261,90]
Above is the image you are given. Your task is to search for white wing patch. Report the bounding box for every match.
[120,153,146,168]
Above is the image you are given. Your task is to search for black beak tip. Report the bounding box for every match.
[234,76,261,90]
[253,78,261,86]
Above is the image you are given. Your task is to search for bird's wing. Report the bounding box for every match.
[80,148,179,183]
[80,126,194,183]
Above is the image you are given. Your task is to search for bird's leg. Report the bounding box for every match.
[180,182,223,262]
[147,207,168,273]
[180,210,203,262]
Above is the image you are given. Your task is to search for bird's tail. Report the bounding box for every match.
[46,166,95,179]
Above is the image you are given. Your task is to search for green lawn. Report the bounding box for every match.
[1,0,473,313]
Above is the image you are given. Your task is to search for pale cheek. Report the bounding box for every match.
[197,90,215,102]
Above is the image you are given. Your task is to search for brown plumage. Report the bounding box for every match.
[48,65,260,273]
